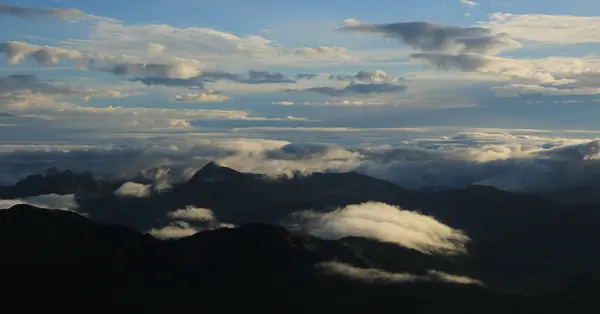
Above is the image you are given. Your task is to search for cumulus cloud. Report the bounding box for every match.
[0,194,77,210]
[149,221,198,239]
[0,5,85,21]
[341,20,520,55]
[291,202,470,255]
[317,261,484,286]
[168,206,215,221]
[114,182,152,198]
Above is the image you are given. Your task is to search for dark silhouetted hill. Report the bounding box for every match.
[0,205,597,312]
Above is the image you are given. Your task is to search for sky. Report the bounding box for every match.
[3,0,600,191]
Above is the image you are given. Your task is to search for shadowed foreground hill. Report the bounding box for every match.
[0,205,597,312]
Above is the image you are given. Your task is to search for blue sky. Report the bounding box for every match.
[3,0,600,177]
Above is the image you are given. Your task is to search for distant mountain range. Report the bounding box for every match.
[1,162,600,308]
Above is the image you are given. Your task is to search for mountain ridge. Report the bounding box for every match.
[3,163,600,294]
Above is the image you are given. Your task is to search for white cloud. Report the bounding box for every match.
[460,0,479,7]
[149,221,198,239]
[293,202,470,255]
[317,261,484,285]
[272,101,295,106]
[114,182,152,198]
[150,206,235,239]
[0,193,78,210]
[168,206,215,221]
[482,13,600,45]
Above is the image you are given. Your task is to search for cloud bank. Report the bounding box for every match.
[4,131,600,193]
[291,202,470,255]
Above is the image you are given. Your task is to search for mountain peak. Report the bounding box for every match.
[190,161,245,183]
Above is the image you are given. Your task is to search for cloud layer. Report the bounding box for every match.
[3,130,600,193]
